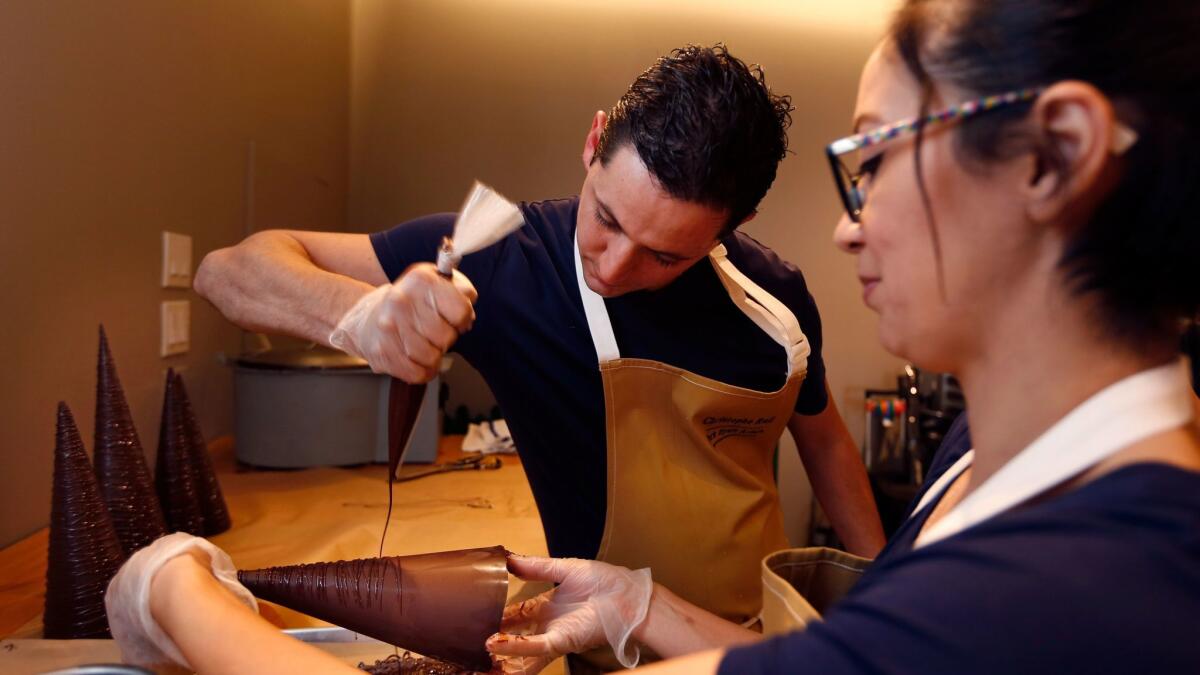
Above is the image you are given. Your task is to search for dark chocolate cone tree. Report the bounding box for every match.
[173,371,231,536]
[238,546,508,672]
[155,369,205,535]
[93,326,167,555]
[44,402,127,639]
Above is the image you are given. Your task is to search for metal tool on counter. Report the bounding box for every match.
[388,181,524,480]
[394,454,503,483]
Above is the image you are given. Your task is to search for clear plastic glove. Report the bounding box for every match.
[105,532,257,669]
[329,263,477,383]
[486,555,653,673]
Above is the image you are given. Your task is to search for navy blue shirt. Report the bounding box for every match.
[370,197,828,559]
[720,416,1200,674]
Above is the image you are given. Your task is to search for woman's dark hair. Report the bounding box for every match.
[593,44,794,233]
[891,0,1200,348]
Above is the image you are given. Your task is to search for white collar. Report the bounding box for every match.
[914,360,1196,549]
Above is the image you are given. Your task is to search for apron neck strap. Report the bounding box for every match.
[574,231,808,379]
[708,244,809,379]
[915,360,1196,549]
[574,228,620,362]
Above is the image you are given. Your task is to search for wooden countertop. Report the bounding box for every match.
[0,434,553,671]
[0,527,48,638]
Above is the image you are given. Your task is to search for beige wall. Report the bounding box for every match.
[0,1,350,547]
[1,0,909,548]
[349,0,906,443]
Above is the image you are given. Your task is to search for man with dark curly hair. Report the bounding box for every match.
[196,44,883,627]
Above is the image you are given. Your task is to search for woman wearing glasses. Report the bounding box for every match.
[484,0,1200,673]
[100,0,1199,673]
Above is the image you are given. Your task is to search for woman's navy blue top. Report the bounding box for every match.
[720,414,1200,673]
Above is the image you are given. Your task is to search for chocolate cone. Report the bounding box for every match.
[238,546,508,671]
[155,369,204,535]
[173,371,231,536]
[93,326,167,554]
[44,402,127,639]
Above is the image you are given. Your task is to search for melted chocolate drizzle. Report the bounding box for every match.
[93,326,168,555]
[44,402,127,639]
[249,558,403,612]
[237,547,507,672]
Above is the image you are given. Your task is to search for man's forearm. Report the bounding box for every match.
[803,432,885,557]
[194,231,375,345]
[788,393,885,558]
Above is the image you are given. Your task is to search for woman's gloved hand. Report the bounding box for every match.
[329,264,477,383]
[105,532,257,669]
[486,555,653,673]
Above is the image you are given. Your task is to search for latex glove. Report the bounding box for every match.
[486,555,653,672]
[106,532,257,669]
[329,263,477,383]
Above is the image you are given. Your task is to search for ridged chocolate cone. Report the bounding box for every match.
[94,326,167,555]
[173,371,231,536]
[238,546,508,671]
[44,402,127,638]
[155,369,204,535]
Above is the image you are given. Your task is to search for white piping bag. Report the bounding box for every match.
[436,181,525,276]
[386,182,523,482]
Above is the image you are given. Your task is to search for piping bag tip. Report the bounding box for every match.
[436,236,460,277]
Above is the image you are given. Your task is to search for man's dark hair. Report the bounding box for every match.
[593,44,794,233]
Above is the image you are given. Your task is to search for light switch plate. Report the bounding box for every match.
[161,300,190,357]
[161,231,193,288]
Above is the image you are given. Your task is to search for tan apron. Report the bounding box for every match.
[759,546,871,634]
[570,234,809,671]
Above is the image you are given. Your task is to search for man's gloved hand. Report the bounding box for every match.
[105,532,257,669]
[329,263,478,383]
[486,555,653,673]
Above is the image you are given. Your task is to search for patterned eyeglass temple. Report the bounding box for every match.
[828,88,1043,156]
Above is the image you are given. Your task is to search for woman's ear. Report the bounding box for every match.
[1024,81,1122,226]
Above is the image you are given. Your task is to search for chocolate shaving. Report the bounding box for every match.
[358,652,474,675]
